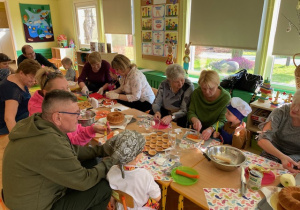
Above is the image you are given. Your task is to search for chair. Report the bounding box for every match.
[111,190,134,210]
[48,58,62,69]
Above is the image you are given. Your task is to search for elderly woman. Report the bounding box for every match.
[0,59,41,134]
[188,70,231,140]
[78,52,112,94]
[257,89,300,173]
[151,64,194,127]
[106,54,155,112]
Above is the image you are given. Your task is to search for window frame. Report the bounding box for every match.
[74,0,99,49]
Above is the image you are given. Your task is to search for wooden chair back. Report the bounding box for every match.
[112,190,134,209]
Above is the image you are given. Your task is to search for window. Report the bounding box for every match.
[189,46,256,79]
[75,2,98,48]
[270,56,300,91]
[105,34,134,60]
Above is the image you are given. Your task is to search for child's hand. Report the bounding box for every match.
[234,122,246,136]
[213,131,220,138]
[107,196,116,210]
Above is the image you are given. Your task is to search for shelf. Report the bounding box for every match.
[246,100,275,133]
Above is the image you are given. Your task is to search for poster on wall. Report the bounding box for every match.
[19,4,54,43]
[141,0,179,61]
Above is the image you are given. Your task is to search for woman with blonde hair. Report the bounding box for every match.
[257,89,300,173]
[188,70,230,140]
[78,52,112,94]
[106,54,155,112]
[28,67,109,146]
[0,59,41,134]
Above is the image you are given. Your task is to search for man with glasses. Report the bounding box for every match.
[17,45,58,70]
[2,90,118,210]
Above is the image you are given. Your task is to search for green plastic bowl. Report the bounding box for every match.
[171,166,199,185]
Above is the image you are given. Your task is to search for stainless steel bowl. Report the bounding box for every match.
[206,145,246,171]
[78,110,96,127]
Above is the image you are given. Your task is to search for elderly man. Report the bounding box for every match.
[17,45,58,69]
[2,90,118,210]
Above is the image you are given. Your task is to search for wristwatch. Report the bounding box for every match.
[171,115,175,120]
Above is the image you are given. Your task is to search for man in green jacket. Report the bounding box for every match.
[2,90,118,210]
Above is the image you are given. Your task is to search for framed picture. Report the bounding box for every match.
[19,3,54,42]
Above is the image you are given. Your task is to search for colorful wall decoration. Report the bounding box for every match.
[19,4,54,43]
[141,0,179,62]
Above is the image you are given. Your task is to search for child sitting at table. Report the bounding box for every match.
[107,130,161,210]
[97,68,120,95]
[61,57,76,81]
[213,97,252,149]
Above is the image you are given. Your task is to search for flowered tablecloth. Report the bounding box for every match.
[243,151,290,176]
[204,188,261,210]
[204,151,290,210]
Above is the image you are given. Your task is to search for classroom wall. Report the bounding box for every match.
[5,0,187,71]
[5,0,62,51]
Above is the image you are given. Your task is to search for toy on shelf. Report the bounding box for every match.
[285,93,293,103]
[258,78,272,103]
[69,39,75,48]
[57,34,67,48]
[166,41,174,65]
[270,91,280,108]
[183,42,191,74]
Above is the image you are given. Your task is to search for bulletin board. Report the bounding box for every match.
[141,0,179,62]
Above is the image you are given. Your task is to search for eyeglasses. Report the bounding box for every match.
[43,72,63,89]
[58,111,80,116]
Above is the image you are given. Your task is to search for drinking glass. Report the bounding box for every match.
[143,118,151,132]
[168,130,177,148]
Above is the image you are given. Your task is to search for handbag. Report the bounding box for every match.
[234,70,263,93]
[220,69,247,90]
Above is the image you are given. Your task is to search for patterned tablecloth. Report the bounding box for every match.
[204,151,290,210]
[136,139,222,181]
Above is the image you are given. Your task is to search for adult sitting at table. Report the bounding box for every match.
[28,67,107,146]
[257,89,300,173]
[78,52,112,94]
[188,70,230,140]
[2,90,119,210]
[0,53,15,81]
[151,64,194,127]
[106,54,155,112]
[0,59,41,134]
[17,45,58,70]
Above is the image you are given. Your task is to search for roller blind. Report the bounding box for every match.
[273,0,300,56]
[190,0,264,50]
[103,0,132,34]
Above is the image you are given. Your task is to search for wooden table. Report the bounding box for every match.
[170,154,281,210]
[92,106,206,210]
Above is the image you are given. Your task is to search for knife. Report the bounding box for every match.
[240,167,247,196]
